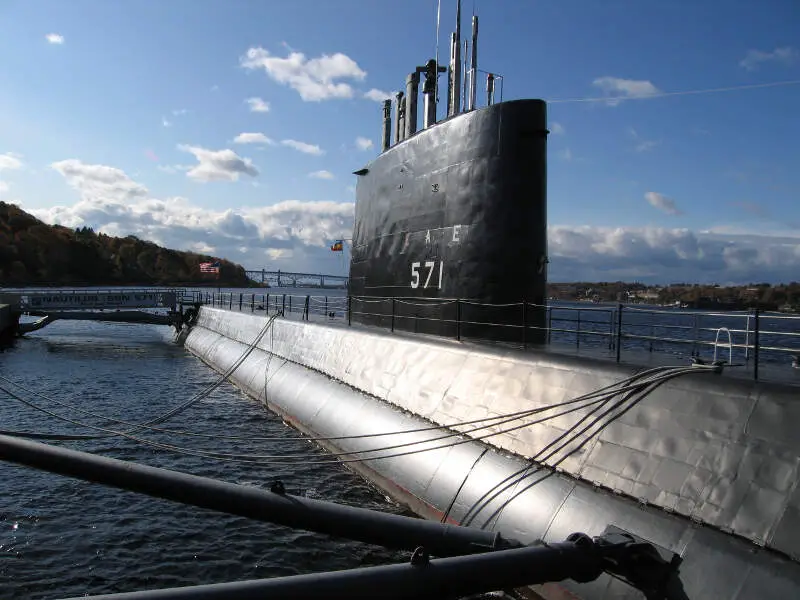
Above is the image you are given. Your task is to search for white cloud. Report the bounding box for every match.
[628,127,659,152]
[157,164,191,174]
[549,225,800,284]
[558,148,572,161]
[31,161,355,271]
[172,109,188,116]
[0,181,9,194]
[281,139,324,155]
[51,159,148,201]
[309,170,334,180]
[0,153,24,171]
[364,88,392,102]
[635,140,660,152]
[177,145,259,182]
[550,122,565,135]
[355,137,373,150]
[162,117,172,127]
[592,77,661,106]
[26,161,800,282]
[241,47,367,101]
[740,46,798,71]
[245,97,271,113]
[233,132,274,145]
[645,191,681,216]
[45,33,64,44]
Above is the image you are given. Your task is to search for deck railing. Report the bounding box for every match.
[181,291,800,383]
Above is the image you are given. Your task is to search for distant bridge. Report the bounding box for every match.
[245,269,349,289]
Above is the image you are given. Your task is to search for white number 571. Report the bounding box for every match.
[411,260,443,289]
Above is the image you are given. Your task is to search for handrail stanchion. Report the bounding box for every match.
[239,293,243,311]
[522,301,527,349]
[616,304,623,363]
[608,309,613,350]
[753,308,760,381]
[282,294,286,315]
[456,299,462,341]
[251,294,255,312]
[547,306,552,343]
[391,298,396,332]
[744,312,751,363]
[348,296,352,326]
[576,310,581,349]
[229,294,233,310]
[325,296,328,318]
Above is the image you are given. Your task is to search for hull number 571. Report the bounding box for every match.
[411,261,444,289]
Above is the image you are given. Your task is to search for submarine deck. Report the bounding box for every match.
[187,293,800,389]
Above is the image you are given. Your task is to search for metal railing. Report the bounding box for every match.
[181,292,800,383]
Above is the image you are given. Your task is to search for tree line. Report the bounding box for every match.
[0,202,249,287]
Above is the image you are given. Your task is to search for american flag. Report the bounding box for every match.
[199,261,220,274]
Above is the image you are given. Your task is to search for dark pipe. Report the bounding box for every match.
[0,434,509,557]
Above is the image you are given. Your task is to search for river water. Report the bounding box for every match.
[2,286,799,599]
[0,313,408,599]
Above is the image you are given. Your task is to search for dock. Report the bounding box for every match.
[0,288,184,335]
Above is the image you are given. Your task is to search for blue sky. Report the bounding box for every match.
[1,0,799,283]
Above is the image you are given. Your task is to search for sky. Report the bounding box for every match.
[1,0,799,285]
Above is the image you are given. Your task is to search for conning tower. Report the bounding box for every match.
[351,1,549,344]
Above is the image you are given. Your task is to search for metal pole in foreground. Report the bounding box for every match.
[61,539,603,600]
[0,434,508,557]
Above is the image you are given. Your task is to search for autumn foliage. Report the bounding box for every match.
[0,202,249,287]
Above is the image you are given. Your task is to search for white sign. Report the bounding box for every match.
[26,291,175,310]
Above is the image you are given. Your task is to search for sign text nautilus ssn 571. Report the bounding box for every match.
[25,291,176,310]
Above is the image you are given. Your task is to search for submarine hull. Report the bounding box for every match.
[350,99,548,343]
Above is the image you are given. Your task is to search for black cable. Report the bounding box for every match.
[459,366,708,528]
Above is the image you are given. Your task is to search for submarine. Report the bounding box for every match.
[349,3,547,343]
[182,2,800,598]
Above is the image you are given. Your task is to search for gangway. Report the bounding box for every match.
[0,288,186,335]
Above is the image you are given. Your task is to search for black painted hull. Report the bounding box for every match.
[350,99,549,342]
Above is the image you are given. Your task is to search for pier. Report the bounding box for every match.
[0,288,182,335]
[245,269,348,289]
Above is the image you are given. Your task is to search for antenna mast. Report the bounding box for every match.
[434,0,442,115]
